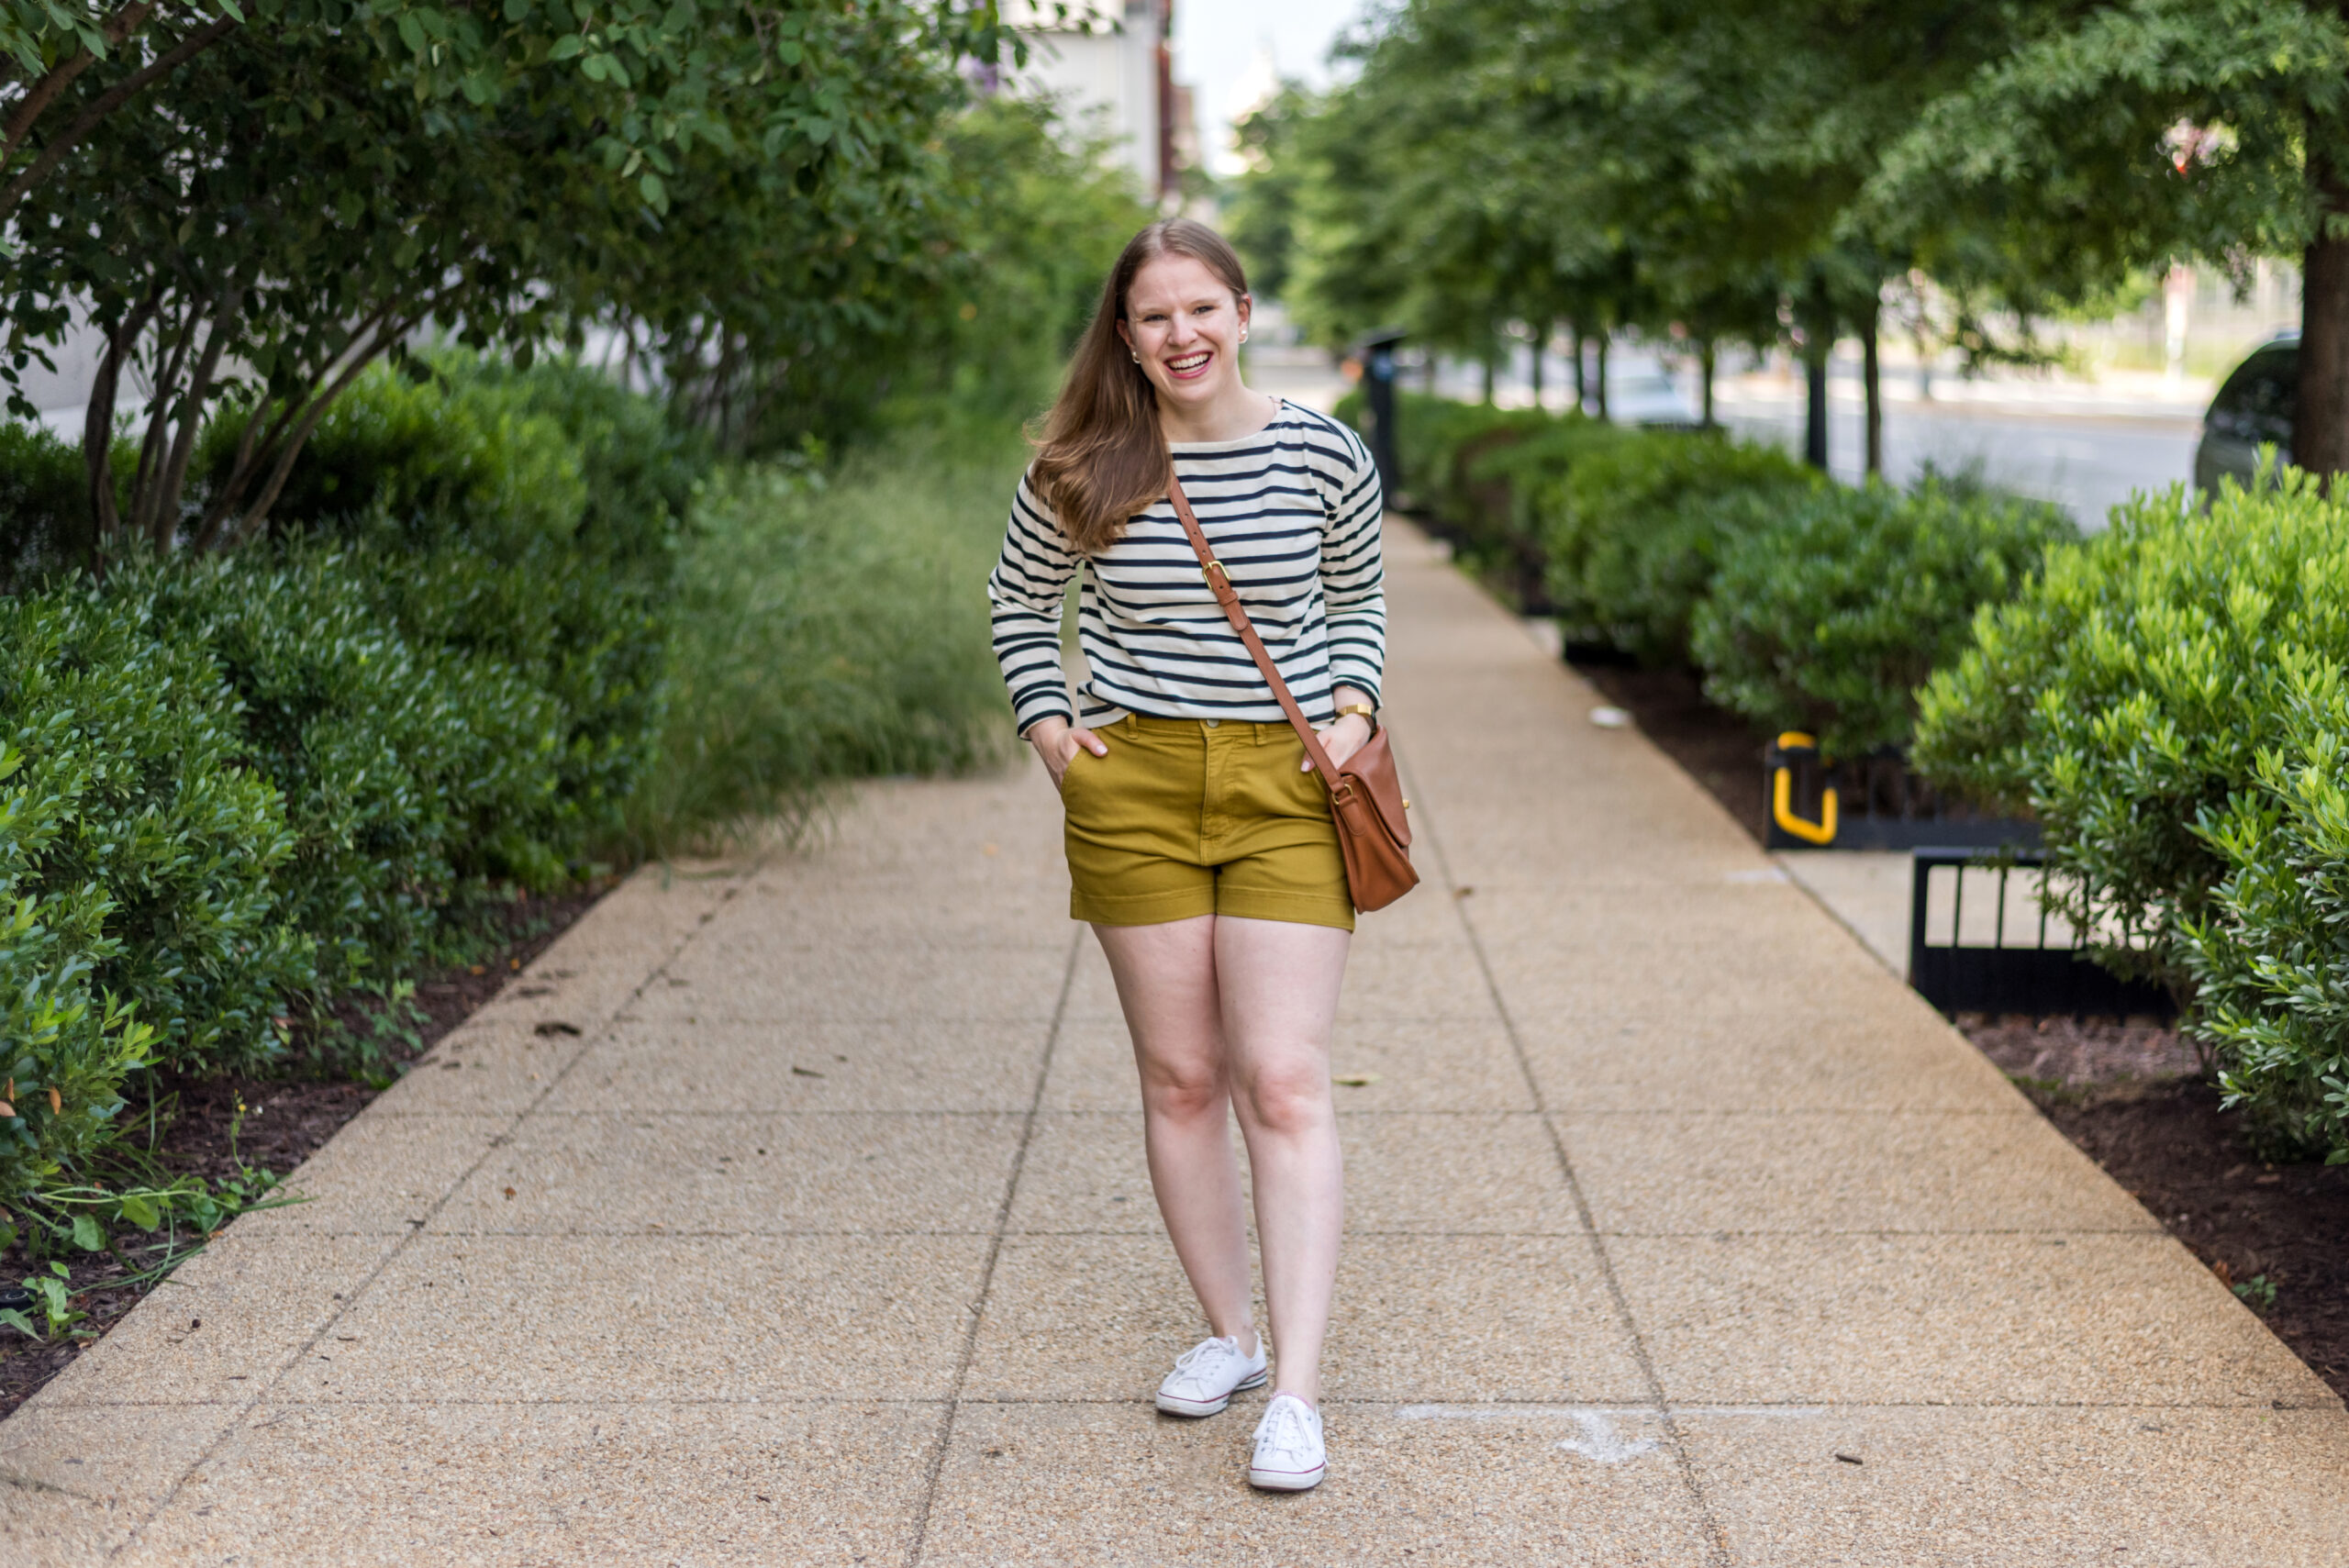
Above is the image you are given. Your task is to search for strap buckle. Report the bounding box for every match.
[1203,559,1227,579]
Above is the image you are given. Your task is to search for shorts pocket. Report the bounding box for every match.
[1060,748,1104,809]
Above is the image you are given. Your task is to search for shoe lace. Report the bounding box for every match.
[1257,1397,1314,1461]
[1173,1336,1233,1376]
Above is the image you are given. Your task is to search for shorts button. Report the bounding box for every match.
[1204,718,1220,728]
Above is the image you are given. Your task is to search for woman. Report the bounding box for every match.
[986,218,1385,1493]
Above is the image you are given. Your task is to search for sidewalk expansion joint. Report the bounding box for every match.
[103,851,778,1562]
[1397,732,1735,1568]
[905,927,1082,1567]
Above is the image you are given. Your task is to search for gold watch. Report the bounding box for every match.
[1334,703,1377,727]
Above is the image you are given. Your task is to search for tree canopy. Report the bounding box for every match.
[1252,0,2349,473]
[0,1,1157,558]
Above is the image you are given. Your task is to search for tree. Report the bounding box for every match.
[8,1,1025,547]
[0,2,1024,227]
[1861,0,2349,473]
[1280,0,2063,469]
[1225,81,1311,301]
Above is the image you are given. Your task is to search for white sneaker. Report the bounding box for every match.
[1153,1333,1268,1417]
[1248,1393,1326,1491]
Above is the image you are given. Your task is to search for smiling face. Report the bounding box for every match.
[1119,252,1252,414]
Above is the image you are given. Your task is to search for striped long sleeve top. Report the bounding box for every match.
[986,401,1386,735]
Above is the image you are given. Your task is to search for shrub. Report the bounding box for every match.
[211,361,586,551]
[131,545,570,985]
[1535,430,1820,662]
[2180,659,2349,1159]
[0,734,158,1200]
[1913,463,2349,993]
[1337,392,1651,610]
[361,535,669,862]
[1347,391,1561,556]
[0,584,303,1081]
[255,359,701,861]
[1334,393,1818,656]
[425,355,711,563]
[0,421,95,591]
[1691,475,2073,756]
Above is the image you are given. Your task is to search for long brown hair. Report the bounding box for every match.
[1030,217,1250,553]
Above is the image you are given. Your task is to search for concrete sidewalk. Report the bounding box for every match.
[6,524,2344,1566]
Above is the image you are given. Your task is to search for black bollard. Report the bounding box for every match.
[1356,326,1407,498]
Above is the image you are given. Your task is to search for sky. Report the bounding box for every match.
[1171,0,1377,177]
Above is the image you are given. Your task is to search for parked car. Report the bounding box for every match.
[2195,334,2297,495]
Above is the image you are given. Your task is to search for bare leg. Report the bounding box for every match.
[1094,917,1258,1354]
[1216,916,1350,1406]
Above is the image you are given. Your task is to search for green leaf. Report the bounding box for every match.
[70,1213,103,1251]
[117,1193,160,1231]
[638,171,665,208]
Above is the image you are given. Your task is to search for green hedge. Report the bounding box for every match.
[0,363,711,1203]
[1915,464,2349,1156]
[2182,659,2349,1160]
[0,366,1039,1207]
[0,422,95,592]
[1333,391,1579,603]
[0,588,284,1198]
[1693,475,2072,756]
[150,545,574,986]
[1530,432,1818,663]
[1339,390,1819,657]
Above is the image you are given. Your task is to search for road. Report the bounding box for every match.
[1715,388,2197,532]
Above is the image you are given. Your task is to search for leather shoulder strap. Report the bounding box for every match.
[1163,471,1348,795]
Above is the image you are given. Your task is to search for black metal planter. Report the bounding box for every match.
[1906,848,2176,1021]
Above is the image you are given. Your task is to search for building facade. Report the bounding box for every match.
[1005,1,1185,203]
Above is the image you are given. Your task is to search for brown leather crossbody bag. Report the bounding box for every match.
[1164,473,1419,913]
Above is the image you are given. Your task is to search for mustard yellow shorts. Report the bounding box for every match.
[1061,713,1354,931]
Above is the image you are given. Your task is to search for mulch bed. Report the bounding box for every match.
[1573,650,2349,1402]
[0,881,612,1420]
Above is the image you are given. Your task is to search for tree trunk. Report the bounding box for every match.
[1699,339,1717,428]
[151,304,237,545]
[1570,323,1586,409]
[1594,331,1609,420]
[1529,322,1545,406]
[1480,352,1495,406]
[84,295,159,551]
[1803,340,1830,471]
[129,298,201,536]
[2297,156,2349,478]
[1862,305,1883,476]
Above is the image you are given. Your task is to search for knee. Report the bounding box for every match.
[1140,1061,1227,1122]
[1238,1060,1332,1136]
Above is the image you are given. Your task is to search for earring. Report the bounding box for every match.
[1240,328,1249,342]
[1131,352,1141,362]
